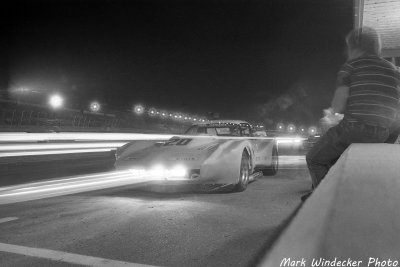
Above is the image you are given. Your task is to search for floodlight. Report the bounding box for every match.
[309,126,317,135]
[49,94,64,109]
[134,104,144,114]
[90,101,100,112]
[277,123,285,131]
[287,124,296,133]
[148,108,157,116]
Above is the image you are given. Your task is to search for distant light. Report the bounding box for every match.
[149,108,157,116]
[309,126,317,135]
[169,113,173,117]
[134,104,144,115]
[49,94,64,109]
[287,124,296,133]
[90,101,100,112]
[277,123,285,131]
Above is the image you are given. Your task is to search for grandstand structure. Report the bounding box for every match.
[0,98,188,134]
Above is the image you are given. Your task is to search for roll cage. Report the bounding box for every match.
[185,122,253,137]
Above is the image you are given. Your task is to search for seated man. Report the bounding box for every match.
[303,27,400,201]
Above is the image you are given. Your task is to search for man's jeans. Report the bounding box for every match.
[306,120,390,188]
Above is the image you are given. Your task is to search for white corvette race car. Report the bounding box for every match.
[115,120,278,191]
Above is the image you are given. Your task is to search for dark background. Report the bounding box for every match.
[0,0,354,127]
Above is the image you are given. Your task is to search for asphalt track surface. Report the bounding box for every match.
[0,152,310,267]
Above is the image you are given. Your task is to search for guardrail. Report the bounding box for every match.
[259,143,400,266]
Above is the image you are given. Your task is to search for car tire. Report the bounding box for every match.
[262,146,278,176]
[234,150,250,192]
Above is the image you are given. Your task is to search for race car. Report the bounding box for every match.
[114,120,278,192]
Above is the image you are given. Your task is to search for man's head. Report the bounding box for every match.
[345,26,382,60]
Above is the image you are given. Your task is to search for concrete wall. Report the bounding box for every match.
[260,144,400,266]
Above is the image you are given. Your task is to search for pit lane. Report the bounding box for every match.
[0,144,310,267]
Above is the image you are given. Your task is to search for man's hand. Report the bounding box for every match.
[320,108,344,130]
[331,86,349,113]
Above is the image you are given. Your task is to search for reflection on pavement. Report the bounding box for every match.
[279,155,307,169]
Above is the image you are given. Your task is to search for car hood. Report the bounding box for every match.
[116,137,224,169]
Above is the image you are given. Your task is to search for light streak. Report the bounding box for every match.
[0,170,151,204]
[0,173,136,197]
[0,142,127,151]
[0,132,174,142]
[0,171,132,192]
[3,172,134,194]
[276,137,306,144]
[0,148,114,157]
[0,132,282,143]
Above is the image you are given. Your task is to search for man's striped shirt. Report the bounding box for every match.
[337,55,400,127]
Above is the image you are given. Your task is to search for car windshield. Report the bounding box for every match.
[185,125,241,136]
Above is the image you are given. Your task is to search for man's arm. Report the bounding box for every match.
[331,85,349,114]
[320,63,350,129]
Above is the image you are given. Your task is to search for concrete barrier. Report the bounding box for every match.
[260,144,400,266]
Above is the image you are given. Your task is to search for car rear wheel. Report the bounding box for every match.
[234,151,250,192]
[262,146,278,176]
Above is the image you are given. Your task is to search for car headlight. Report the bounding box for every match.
[167,166,187,178]
[148,165,188,180]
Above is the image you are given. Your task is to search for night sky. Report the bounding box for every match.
[1,0,354,127]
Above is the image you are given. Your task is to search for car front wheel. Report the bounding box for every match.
[234,150,250,192]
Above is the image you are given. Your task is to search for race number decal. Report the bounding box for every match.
[163,138,192,146]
